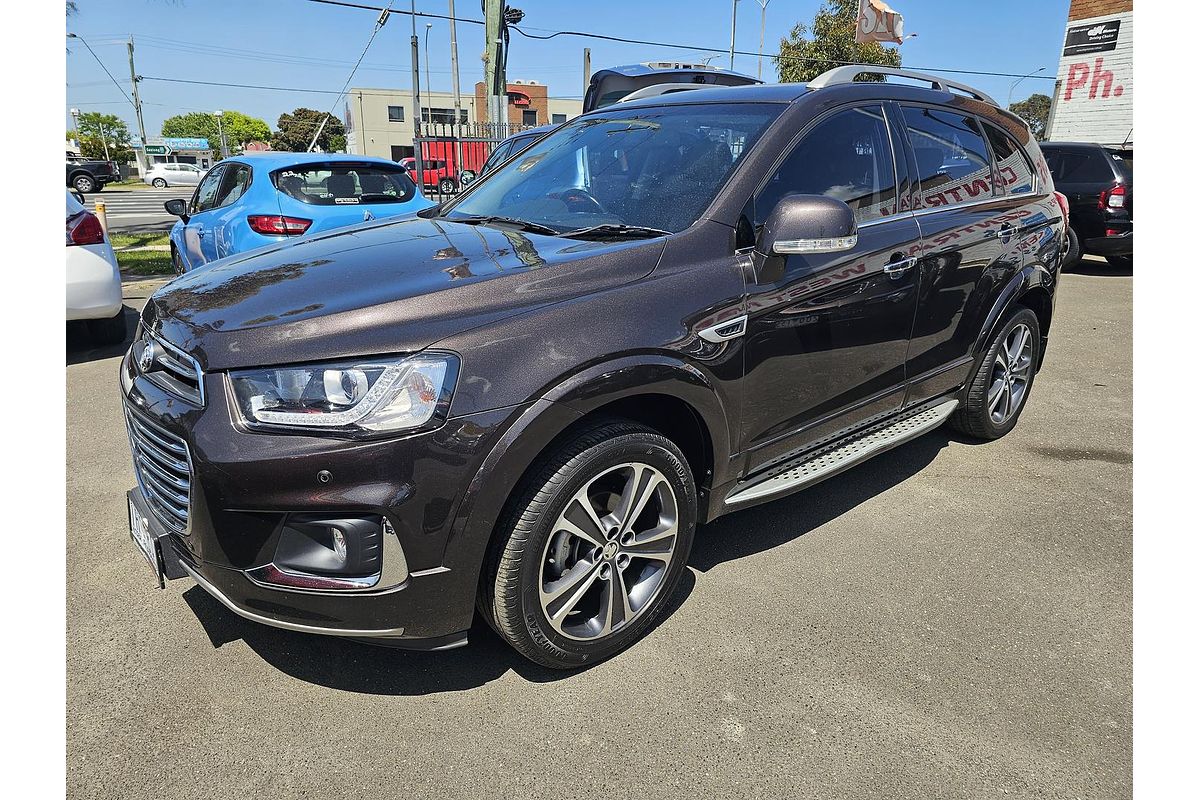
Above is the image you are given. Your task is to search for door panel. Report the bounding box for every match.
[740,103,921,473]
[183,165,226,268]
[741,219,923,472]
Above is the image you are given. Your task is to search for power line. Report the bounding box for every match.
[307,0,393,150]
[142,76,344,94]
[298,0,1054,82]
[66,33,136,107]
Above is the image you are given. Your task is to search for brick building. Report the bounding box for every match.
[1046,0,1133,146]
[472,80,579,127]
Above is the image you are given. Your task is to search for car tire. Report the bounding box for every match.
[72,175,96,194]
[1106,255,1132,269]
[171,247,186,276]
[949,306,1041,441]
[483,420,697,669]
[87,307,128,346]
[1063,226,1082,269]
[152,178,168,188]
[438,177,457,195]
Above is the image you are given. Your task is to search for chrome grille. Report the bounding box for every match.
[125,408,192,535]
[131,331,204,406]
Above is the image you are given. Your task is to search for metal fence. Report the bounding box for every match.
[412,121,538,204]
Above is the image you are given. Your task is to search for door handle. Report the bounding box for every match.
[984,223,1017,240]
[883,256,916,277]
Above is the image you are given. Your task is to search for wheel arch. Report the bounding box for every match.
[973,262,1055,369]
[440,354,733,612]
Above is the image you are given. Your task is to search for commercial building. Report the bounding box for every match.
[1046,0,1133,146]
[344,82,581,161]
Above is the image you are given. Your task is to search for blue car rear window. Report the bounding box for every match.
[271,163,418,205]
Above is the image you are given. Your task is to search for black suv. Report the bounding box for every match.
[1040,141,1132,268]
[66,153,119,194]
[121,66,1065,668]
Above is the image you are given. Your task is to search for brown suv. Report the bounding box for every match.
[122,66,1066,668]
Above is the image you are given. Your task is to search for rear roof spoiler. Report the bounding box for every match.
[807,65,999,106]
[616,83,713,104]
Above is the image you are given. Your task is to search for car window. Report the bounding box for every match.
[982,122,1036,195]
[482,141,513,173]
[215,164,252,208]
[271,162,418,205]
[756,104,898,227]
[192,165,227,213]
[446,103,783,234]
[1107,148,1132,181]
[902,106,995,209]
[1047,150,1116,183]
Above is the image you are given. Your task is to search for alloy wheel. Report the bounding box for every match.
[988,322,1033,424]
[538,462,679,641]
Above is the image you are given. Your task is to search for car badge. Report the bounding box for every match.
[138,342,156,372]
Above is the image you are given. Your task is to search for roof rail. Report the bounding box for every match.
[616,83,711,104]
[807,65,999,106]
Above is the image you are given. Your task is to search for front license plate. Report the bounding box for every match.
[129,495,164,588]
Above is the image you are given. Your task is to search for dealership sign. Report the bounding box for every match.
[1047,12,1132,146]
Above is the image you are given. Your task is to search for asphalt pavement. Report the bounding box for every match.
[83,186,190,232]
[65,260,1132,799]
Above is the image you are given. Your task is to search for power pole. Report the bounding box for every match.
[729,0,740,71]
[448,0,464,174]
[483,0,504,126]
[127,36,148,174]
[410,0,423,175]
[756,0,771,80]
[583,47,591,97]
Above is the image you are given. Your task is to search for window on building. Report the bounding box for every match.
[552,113,567,125]
[387,105,405,122]
[522,110,538,126]
[421,107,465,125]
[756,104,898,226]
[902,105,993,209]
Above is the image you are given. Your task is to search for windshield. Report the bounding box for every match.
[271,163,418,205]
[444,103,782,234]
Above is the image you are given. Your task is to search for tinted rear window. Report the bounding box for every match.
[272,163,417,205]
[1045,149,1117,183]
[1107,148,1132,180]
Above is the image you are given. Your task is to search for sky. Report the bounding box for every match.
[65,0,1070,138]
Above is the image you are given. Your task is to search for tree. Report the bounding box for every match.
[68,112,133,161]
[774,0,901,84]
[271,108,346,153]
[1008,93,1051,141]
[161,111,271,151]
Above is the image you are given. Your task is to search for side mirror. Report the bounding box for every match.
[72,189,85,204]
[757,194,858,257]
[164,198,189,221]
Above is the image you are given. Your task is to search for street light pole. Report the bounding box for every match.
[69,108,81,152]
[425,23,433,108]
[756,0,771,80]
[214,110,228,158]
[98,120,111,161]
[729,0,740,71]
[1008,66,1046,108]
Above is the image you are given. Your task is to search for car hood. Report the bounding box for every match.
[144,215,665,371]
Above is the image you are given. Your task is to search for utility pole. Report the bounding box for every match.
[729,0,740,71]
[127,36,148,175]
[98,120,111,160]
[483,0,504,127]
[410,0,423,176]
[424,23,433,104]
[583,47,591,97]
[214,110,228,158]
[448,0,464,176]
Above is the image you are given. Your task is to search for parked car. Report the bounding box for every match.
[66,153,119,194]
[163,152,434,273]
[475,124,555,180]
[66,190,125,344]
[1039,141,1132,268]
[122,66,1066,669]
[143,162,205,188]
[399,157,459,194]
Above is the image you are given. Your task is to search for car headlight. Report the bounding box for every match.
[229,353,457,435]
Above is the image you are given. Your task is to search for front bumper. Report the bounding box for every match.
[121,346,521,648]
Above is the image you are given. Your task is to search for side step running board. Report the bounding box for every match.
[725,398,959,507]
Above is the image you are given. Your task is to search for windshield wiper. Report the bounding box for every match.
[449,215,561,236]
[559,223,672,240]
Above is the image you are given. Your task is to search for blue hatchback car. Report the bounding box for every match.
[164,152,433,273]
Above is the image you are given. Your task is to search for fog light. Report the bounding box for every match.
[249,515,385,591]
[331,528,347,563]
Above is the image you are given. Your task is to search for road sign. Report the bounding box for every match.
[144,145,171,156]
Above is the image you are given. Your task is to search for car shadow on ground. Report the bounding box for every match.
[182,429,955,694]
[65,305,139,366]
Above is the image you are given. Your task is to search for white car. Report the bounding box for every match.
[142,162,204,188]
[66,190,126,344]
